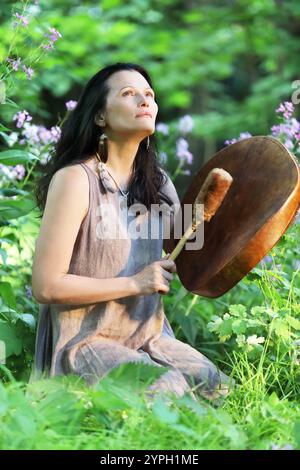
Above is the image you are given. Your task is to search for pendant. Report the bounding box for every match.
[97,161,118,193]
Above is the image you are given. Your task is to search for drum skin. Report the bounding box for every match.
[175,136,300,298]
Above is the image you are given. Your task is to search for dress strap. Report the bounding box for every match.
[79,162,100,180]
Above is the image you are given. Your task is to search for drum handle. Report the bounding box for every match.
[168,168,233,261]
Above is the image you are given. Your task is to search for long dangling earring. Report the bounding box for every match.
[97,132,108,161]
[94,114,117,193]
[95,134,116,193]
[146,135,150,150]
[94,111,108,160]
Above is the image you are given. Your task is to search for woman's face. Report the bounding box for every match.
[102,70,158,139]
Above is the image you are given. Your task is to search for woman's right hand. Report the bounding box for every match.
[131,254,177,295]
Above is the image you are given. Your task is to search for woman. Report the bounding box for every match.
[31,62,233,403]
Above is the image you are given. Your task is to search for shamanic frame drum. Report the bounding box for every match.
[173,136,300,298]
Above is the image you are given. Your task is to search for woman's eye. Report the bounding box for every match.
[122,90,154,98]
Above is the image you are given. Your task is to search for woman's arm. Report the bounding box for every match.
[31,165,139,305]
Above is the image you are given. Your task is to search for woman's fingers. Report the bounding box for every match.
[161,268,173,282]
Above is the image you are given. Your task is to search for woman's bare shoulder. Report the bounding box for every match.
[46,163,90,219]
[49,162,89,191]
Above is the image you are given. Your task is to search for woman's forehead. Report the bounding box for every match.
[108,70,151,92]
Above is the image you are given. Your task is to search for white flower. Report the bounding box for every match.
[178,115,194,134]
[246,335,265,346]
[7,132,19,147]
[40,152,51,165]
[156,123,169,135]
[158,151,168,164]
[22,123,40,144]
[176,138,193,165]
[65,100,77,111]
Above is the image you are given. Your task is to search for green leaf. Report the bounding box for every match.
[224,424,248,449]
[286,316,300,330]
[152,397,179,424]
[175,307,199,345]
[0,248,7,264]
[0,282,16,308]
[229,304,247,317]
[219,318,233,337]
[232,319,247,335]
[0,80,5,104]
[0,123,11,132]
[16,313,36,330]
[272,319,291,340]
[0,196,36,221]
[294,421,300,449]
[0,320,22,357]
[0,150,39,165]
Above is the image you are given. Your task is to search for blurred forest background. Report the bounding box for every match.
[1,0,300,197]
[0,0,300,451]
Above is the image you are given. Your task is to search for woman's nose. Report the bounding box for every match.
[137,94,150,105]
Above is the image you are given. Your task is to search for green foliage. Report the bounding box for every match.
[0,0,300,450]
[0,369,299,450]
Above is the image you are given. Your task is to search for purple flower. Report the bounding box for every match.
[22,65,34,80]
[262,255,272,264]
[178,115,194,134]
[239,132,252,140]
[284,139,294,149]
[156,123,169,136]
[224,132,251,146]
[13,110,32,128]
[6,57,21,71]
[41,43,54,51]
[224,138,237,146]
[50,126,61,143]
[65,100,77,111]
[12,164,26,180]
[271,112,300,154]
[276,101,294,119]
[0,163,25,181]
[48,27,62,42]
[271,124,281,137]
[176,138,193,165]
[21,123,40,144]
[13,13,29,29]
[25,285,32,299]
[42,27,62,50]
[37,127,52,145]
[20,122,61,146]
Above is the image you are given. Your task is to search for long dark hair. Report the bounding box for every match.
[34,62,173,216]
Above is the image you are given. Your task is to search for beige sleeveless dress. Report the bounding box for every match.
[31,161,233,402]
